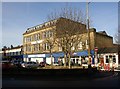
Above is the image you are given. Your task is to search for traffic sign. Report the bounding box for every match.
[95,47,98,52]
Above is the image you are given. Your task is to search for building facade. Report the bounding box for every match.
[2,45,23,61]
[23,17,114,65]
[98,47,119,68]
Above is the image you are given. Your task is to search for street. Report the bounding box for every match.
[2,70,120,87]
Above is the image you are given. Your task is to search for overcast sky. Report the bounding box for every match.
[2,2,118,48]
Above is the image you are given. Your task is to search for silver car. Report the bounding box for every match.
[23,61,39,68]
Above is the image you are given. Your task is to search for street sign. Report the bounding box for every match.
[95,47,98,52]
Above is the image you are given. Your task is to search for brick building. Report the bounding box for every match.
[23,17,114,64]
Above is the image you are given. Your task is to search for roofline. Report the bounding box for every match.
[2,45,23,50]
[96,32,113,38]
[23,17,86,35]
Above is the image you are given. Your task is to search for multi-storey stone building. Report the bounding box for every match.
[23,17,114,65]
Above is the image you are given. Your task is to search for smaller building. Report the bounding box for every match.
[0,49,3,61]
[97,47,119,68]
[2,45,23,61]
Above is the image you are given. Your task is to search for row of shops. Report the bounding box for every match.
[23,50,94,64]
[23,49,119,68]
[1,46,119,68]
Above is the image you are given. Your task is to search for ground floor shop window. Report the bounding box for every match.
[28,58,31,61]
[113,55,116,63]
[106,56,109,63]
[76,59,79,64]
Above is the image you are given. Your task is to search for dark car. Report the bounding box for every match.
[12,60,23,67]
[39,62,46,67]
[23,61,39,68]
[40,62,50,67]
[1,60,14,69]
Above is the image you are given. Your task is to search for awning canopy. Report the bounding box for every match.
[74,50,94,56]
[26,50,95,58]
[46,50,94,57]
[46,52,64,57]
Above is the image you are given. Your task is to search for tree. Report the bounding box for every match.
[3,46,7,49]
[114,32,120,44]
[47,6,86,68]
[114,28,120,64]
[11,45,14,48]
[45,30,57,66]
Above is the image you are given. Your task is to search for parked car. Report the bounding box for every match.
[53,62,59,66]
[12,60,23,67]
[39,62,46,67]
[114,65,120,71]
[20,61,27,68]
[23,61,39,68]
[1,60,14,69]
[39,62,50,67]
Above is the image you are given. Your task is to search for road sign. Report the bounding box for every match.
[95,47,98,52]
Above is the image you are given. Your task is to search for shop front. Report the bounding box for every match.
[23,50,95,65]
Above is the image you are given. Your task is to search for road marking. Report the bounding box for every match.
[93,72,118,81]
[112,72,118,77]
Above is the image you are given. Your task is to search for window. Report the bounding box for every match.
[109,55,112,58]
[42,31,53,39]
[113,55,116,63]
[30,36,32,41]
[71,43,75,50]
[37,34,40,40]
[47,43,50,50]
[24,46,26,52]
[39,44,41,51]
[24,37,26,43]
[27,45,31,52]
[86,40,88,49]
[16,52,18,55]
[42,32,46,39]
[43,43,50,51]
[28,58,31,62]
[106,56,109,63]
[13,52,15,55]
[43,43,45,50]
[34,44,37,51]
[35,34,37,41]
[33,44,40,52]
[76,59,79,64]
[78,42,82,49]
[59,47,62,51]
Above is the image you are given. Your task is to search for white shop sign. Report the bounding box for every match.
[28,54,45,58]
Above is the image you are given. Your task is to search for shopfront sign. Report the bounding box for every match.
[28,54,45,58]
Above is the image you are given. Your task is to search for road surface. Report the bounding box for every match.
[2,71,120,87]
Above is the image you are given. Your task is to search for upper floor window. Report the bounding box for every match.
[43,43,51,51]
[33,44,40,52]
[42,31,53,39]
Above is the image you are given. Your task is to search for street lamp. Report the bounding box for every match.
[86,2,91,66]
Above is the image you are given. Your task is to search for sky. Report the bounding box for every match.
[1,2,118,48]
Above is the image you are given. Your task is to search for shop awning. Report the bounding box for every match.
[74,50,94,56]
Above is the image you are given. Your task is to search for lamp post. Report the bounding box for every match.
[86,2,91,67]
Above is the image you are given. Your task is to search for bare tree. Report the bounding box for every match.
[47,6,86,68]
[114,32,120,44]
[45,29,57,66]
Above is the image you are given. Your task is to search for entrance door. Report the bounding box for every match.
[28,58,31,62]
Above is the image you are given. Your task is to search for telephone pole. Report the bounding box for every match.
[86,2,91,66]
